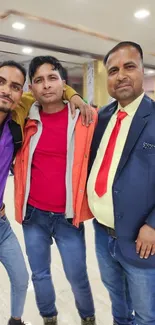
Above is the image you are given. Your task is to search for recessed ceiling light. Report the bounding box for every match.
[134,9,150,19]
[147,69,155,75]
[12,22,26,30]
[22,47,33,54]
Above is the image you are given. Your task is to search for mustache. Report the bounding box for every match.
[0,107,12,113]
[0,94,14,103]
[115,80,132,89]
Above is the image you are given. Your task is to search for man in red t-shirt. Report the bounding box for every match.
[21,56,96,325]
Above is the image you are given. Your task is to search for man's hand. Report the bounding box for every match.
[70,95,94,126]
[136,224,155,259]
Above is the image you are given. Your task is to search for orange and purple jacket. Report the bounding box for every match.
[14,102,98,227]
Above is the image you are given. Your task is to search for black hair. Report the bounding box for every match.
[61,66,68,84]
[104,41,143,65]
[0,60,26,83]
[29,56,65,82]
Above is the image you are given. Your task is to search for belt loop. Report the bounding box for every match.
[0,203,5,217]
[0,203,5,211]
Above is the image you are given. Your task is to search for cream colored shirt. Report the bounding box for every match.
[87,93,144,228]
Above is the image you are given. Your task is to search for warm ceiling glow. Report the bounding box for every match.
[147,69,155,75]
[22,47,33,54]
[134,9,150,19]
[12,22,26,30]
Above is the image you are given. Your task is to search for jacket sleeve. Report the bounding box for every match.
[63,85,78,100]
[15,92,35,121]
[145,208,155,228]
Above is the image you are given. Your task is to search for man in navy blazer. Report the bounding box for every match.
[87,41,155,325]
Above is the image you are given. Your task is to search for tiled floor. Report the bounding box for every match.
[0,177,112,325]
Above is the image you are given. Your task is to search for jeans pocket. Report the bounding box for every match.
[0,215,7,225]
[65,218,84,231]
[23,205,36,224]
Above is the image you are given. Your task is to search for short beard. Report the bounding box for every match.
[0,107,12,114]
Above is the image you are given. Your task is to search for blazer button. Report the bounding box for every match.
[116,215,123,219]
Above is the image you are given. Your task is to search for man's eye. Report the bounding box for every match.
[12,85,20,91]
[49,76,57,80]
[109,70,117,75]
[35,79,42,84]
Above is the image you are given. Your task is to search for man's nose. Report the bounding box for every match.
[1,84,12,96]
[116,69,127,81]
[43,80,51,89]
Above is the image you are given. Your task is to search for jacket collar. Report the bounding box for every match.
[89,94,155,178]
[28,101,79,122]
[114,94,154,181]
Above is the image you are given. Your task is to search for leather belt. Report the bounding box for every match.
[0,204,5,218]
[103,224,117,238]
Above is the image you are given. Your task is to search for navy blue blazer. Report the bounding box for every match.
[89,94,155,268]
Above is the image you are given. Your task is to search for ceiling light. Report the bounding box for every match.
[147,69,155,75]
[12,22,26,30]
[134,9,150,19]
[22,47,33,54]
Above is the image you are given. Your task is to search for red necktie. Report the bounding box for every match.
[95,110,128,197]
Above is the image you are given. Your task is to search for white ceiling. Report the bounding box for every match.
[0,0,155,75]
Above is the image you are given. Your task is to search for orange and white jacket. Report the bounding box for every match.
[14,102,98,227]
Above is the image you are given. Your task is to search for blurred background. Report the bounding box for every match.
[1,0,155,107]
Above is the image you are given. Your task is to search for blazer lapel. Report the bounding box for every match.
[114,95,154,182]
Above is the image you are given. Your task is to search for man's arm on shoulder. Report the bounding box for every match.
[63,85,94,125]
[15,91,35,121]
[15,85,94,126]
[15,85,78,121]
[63,85,77,101]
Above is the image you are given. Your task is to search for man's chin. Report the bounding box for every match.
[0,107,12,113]
[115,90,133,100]
[41,99,57,105]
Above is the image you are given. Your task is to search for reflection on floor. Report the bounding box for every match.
[0,177,112,325]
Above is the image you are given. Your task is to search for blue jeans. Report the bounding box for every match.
[0,215,29,318]
[23,205,95,319]
[93,218,155,325]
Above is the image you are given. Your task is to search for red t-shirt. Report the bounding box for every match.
[28,105,68,212]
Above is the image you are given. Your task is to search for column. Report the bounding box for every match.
[83,60,110,108]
